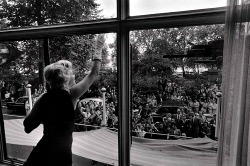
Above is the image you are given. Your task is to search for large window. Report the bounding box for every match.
[0,34,118,165]
[0,0,227,166]
[130,25,224,165]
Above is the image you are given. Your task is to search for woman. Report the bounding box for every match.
[23,34,105,166]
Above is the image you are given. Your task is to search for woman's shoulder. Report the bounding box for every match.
[34,92,47,104]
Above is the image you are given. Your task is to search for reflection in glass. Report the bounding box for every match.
[130,25,224,165]
[130,0,226,16]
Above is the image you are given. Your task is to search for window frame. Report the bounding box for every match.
[0,1,227,165]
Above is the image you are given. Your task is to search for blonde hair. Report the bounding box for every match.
[44,60,73,89]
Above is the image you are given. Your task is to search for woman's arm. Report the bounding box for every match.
[70,34,105,105]
[23,94,45,133]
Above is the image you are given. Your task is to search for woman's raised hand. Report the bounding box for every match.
[93,34,106,61]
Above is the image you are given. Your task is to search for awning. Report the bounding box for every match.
[4,119,217,166]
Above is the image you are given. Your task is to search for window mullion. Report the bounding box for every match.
[117,0,131,166]
[0,96,8,162]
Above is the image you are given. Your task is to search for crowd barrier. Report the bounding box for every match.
[74,123,194,139]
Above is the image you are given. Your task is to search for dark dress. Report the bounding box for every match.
[23,89,75,166]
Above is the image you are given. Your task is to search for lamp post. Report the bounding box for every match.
[101,87,106,126]
[215,91,222,139]
[26,84,32,115]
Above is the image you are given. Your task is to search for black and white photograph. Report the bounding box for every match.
[0,0,249,165]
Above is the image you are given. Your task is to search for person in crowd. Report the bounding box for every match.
[188,98,194,111]
[137,104,143,118]
[200,122,211,138]
[172,108,182,127]
[208,98,217,114]
[190,112,202,138]
[140,104,149,119]
[85,104,92,121]
[23,34,105,166]
[193,99,200,113]
[135,123,146,138]
[74,101,87,132]
[156,92,162,106]
[178,114,190,136]
[88,100,95,111]
[166,113,172,119]
[33,88,39,97]
[209,119,216,140]
[198,110,207,124]
[132,112,140,128]
[211,98,217,114]
[144,103,151,117]
[97,101,102,109]
[95,106,102,118]
[107,110,118,128]
[5,91,10,100]
[169,123,181,140]
[144,117,154,138]
[162,117,172,134]
[200,106,207,114]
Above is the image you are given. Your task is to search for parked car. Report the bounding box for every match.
[6,96,30,115]
[151,105,185,123]
[151,114,164,123]
[155,105,182,115]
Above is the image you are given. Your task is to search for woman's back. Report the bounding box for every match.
[42,89,75,137]
[23,89,75,166]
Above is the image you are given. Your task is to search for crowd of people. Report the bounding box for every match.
[74,98,118,131]
[132,106,216,140]
[72,81,220,141]
[1,82,46,103]
[131,82,220,140]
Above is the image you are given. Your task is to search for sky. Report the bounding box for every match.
[96,0,227,46]
[96,0,227,17]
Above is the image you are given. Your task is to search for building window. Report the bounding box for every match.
[0,0,227,165]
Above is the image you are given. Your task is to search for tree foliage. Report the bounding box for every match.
[1,0,100,26]
[0,0,108,91]
[130,25,224,95]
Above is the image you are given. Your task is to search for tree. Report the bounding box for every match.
[1,0,100,26]
[0,0,103,90]
[129,25,224,98]
[130,25,224,77]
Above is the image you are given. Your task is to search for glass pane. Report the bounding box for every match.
[56,33,118,165]
[130,0,226,16]
[1,33,118,165]
[0,0,116,30]
[130,25,224,165]
[1,39,40,162]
